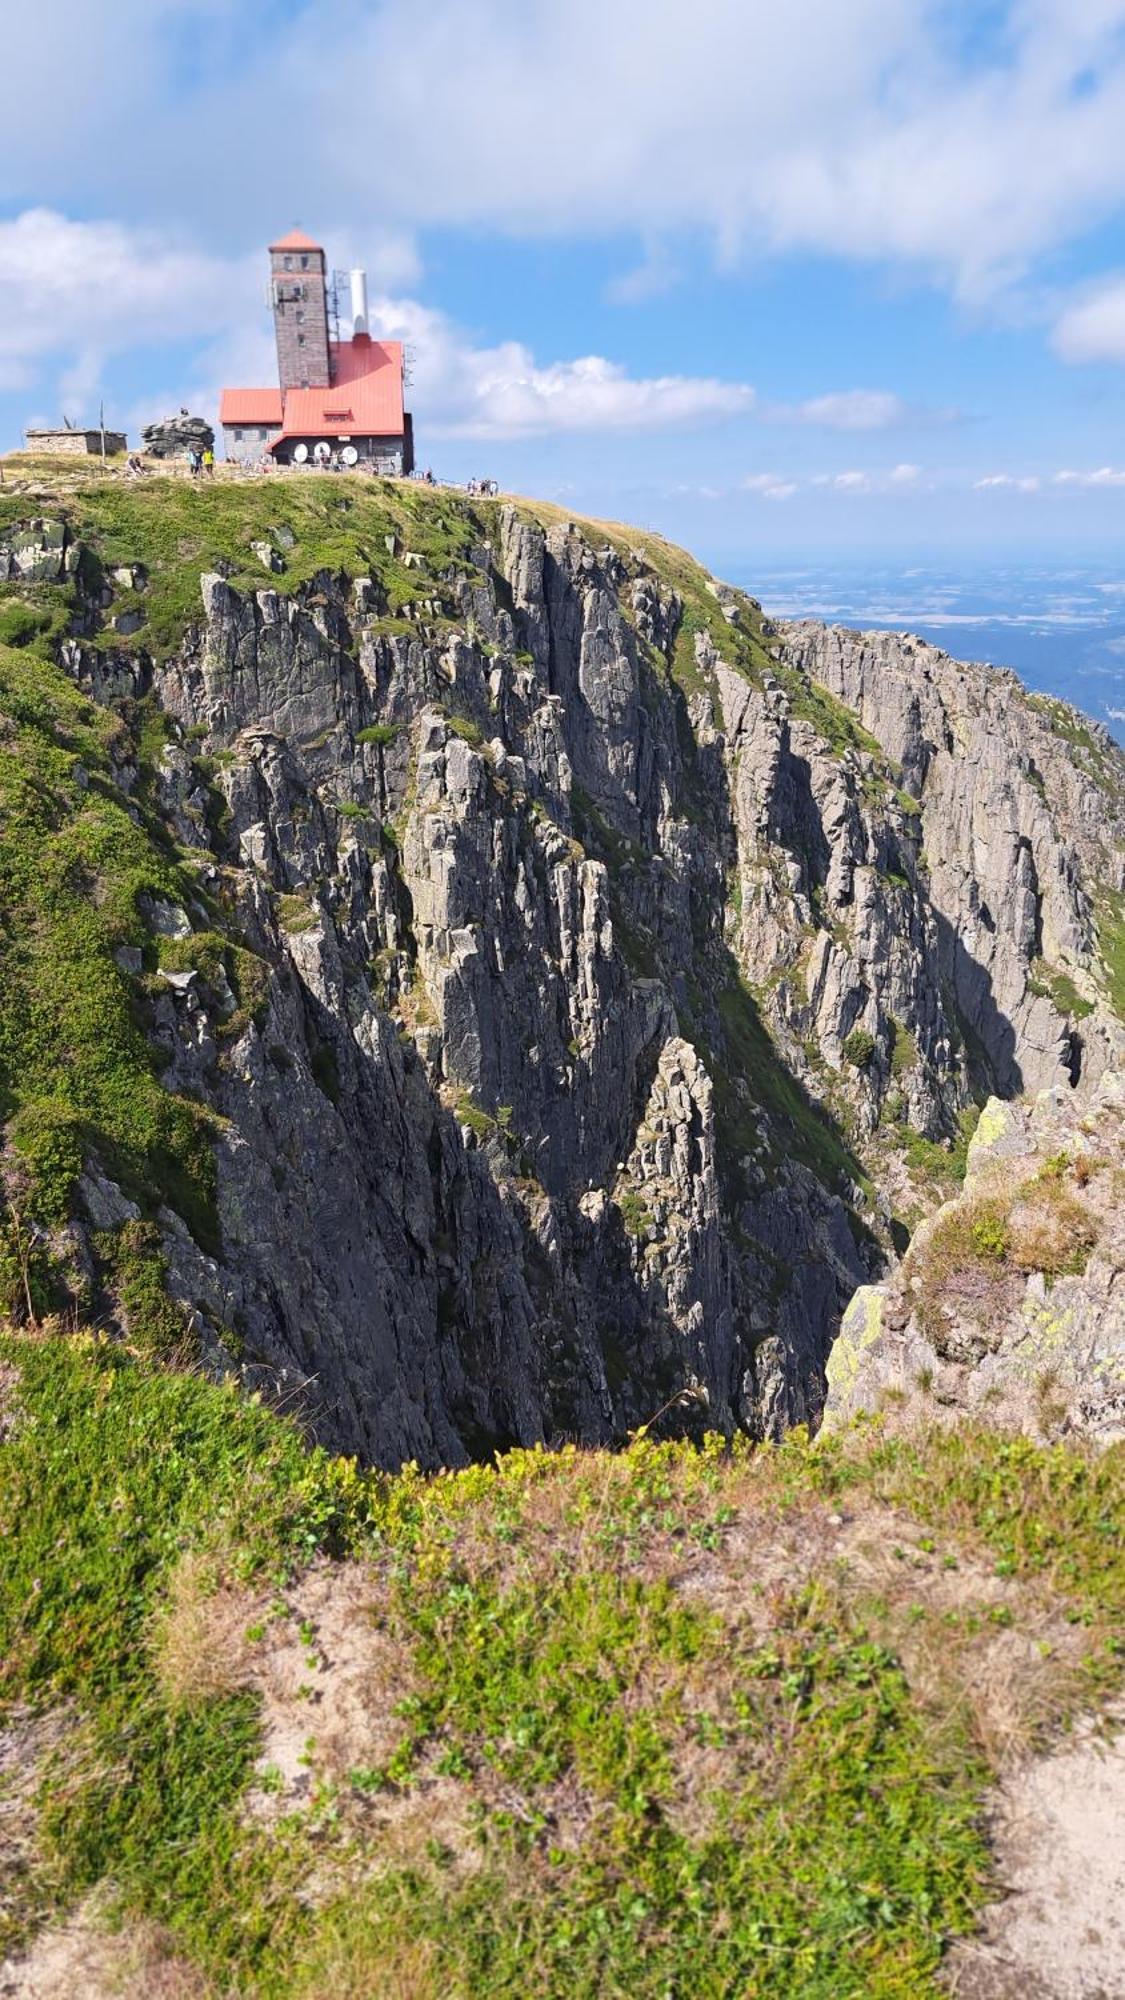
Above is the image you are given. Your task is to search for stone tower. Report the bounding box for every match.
[269,230,331,391]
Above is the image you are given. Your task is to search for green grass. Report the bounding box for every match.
[906,1150,1099,1344]
[0,474,490,665]
[708,974,864,1197]
[888,1018,919,1078]
[899,1106,982,1191]
[1025,692,1125,805]
[0,639,218,1292]
[2,1329,1123,1995]
[1097,888,1125,1020]
[0,1330,366,1967]
[1026,958,1095,1021]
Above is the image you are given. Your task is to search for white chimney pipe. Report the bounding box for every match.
[350,268,369,337]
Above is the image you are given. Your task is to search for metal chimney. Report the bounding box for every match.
[350,268,369,337]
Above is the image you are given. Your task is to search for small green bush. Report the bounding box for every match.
[842,1027,877,1069]
[0,602,53,650]
[446,714,484,747]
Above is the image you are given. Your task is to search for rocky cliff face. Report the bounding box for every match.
[783,621,1125,1101]
[2,481,1123,1466]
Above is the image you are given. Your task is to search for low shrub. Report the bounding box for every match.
[842,1026,877,1069]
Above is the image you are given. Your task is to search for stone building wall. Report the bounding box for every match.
[271,247,331,390]
[25,430,127,457]
[222,425,283,466]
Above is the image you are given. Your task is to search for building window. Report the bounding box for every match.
[297,333,305,346]
[296,309,305,323]
[234,428,243,441]
[283,255,292,270]
[300,255,309,268]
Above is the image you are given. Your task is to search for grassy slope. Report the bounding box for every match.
[1,1327,1122,1997]
[0,634,218,1277]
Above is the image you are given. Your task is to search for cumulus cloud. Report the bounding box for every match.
[743,473,798,500]
[7,1,1125,306]
[974,473,1041,491]
[742,466,936,499]
[365,294,754,439]
[1053,465,1125,487]
[0,209,254,412]
[811,470,875,493]
[1052,277,1125,363]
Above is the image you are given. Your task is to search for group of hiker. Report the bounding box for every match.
[466,476,499,496]
[187,445,215,477]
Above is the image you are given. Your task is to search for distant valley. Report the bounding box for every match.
[752,562,1125,747]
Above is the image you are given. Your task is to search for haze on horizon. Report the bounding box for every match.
[2,0,1125,577]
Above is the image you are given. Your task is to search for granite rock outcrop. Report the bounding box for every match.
[8,485,1125,1464]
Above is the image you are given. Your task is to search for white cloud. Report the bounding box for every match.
[974,473,1041,491]
[889,462,922,484]
[811,470,875,493]
[788,390,908,430]
[743,473,798,500]
[278,1,1125,301]
[8,2,1125,306]
[366,295,755,438]
[0,209,258,421]
[1052,277,1125,362]
[1053,465,1125,486]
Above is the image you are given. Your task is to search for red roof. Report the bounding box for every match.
[269,338,406,445]
[268,229,323,253]
[219,387,283,427]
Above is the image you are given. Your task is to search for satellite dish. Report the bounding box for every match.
[341,444,359,466]
[313,440,331,464]
[292,442,309,464]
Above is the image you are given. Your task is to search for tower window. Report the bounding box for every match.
[300,255,309,268]
[283,255,292,269]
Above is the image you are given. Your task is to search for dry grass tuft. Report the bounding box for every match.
[149,1551,265,1709]
[1006,1180,1098,1275]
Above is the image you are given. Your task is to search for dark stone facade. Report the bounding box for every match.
[271,245,331,390]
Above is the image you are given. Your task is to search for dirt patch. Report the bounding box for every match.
[946,1710,1125,1998]
[0,1898,207,1999]
[244,1560,414,1818]
[149,1550,414,1822]
[0,1708,74,1962]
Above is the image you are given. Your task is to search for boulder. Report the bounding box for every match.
[141,413,215,460]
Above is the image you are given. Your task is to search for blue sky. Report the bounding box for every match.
[3,0,1125,569]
